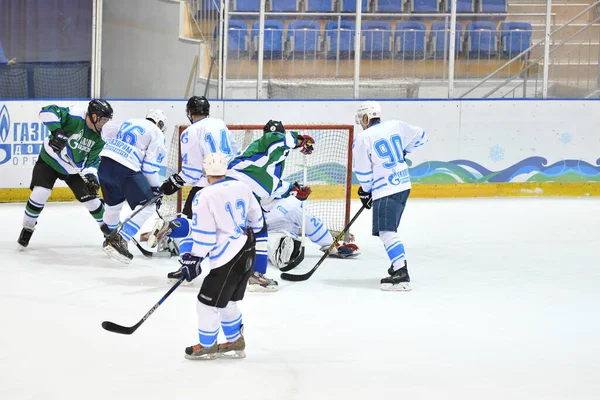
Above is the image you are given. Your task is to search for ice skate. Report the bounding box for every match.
[146,218,177,248]
[17,227,35,250]
[380,262,411,292]
[323,242,360,258]
[103,234,134,264]
[248,271,279,292]
[217,334,246,359]
[100,223,112,238]
[167,266,183,283]
[184,342,219,360]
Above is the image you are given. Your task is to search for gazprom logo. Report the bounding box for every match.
[0,105,9,142]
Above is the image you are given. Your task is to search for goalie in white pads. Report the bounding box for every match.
[263,196,359,270]
[98,110,168,263]
[178,153,262,360]
[353,101,428,291]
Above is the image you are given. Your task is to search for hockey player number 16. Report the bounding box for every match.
[374,134,405,169]
[205,130,233,155]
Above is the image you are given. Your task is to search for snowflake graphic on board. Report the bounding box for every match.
[489,145,505,162]
[559,132,573,144]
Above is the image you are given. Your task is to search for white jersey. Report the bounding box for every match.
[264,197,333,247]
[352,120,427,200]
[179,117,240,188]
[190,179,263,269]
[100,119,167,187]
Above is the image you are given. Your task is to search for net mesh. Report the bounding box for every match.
[161,124,354,234]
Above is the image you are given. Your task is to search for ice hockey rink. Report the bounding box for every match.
[1,197,599,400]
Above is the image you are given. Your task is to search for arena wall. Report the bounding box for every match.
[1,99,599,202]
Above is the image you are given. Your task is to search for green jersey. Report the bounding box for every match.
[227,130,300,199]
[39,105,105,176]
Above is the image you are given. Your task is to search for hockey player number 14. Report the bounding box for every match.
[204,130,233,155]
[374,134,405,169]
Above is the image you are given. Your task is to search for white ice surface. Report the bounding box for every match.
[1,198,599,400]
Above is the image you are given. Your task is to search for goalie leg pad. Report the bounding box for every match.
[268,232,298,270]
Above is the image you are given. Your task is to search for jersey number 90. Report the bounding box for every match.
[373,134,405,169]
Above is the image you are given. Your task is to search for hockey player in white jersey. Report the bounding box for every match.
[98,109,168,263]
[178,153,262,360]
[352,101,427,291]
[263,196,359,270]
[150,96,240,259]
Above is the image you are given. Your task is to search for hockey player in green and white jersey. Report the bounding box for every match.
[17,99,114,249]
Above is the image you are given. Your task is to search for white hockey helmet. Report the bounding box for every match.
[203,152,228,177]
[146,109,167,133]
[354,101,382,126]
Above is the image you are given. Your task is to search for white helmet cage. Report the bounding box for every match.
[355,101,382,125]
[146,109,168,133]
[203,152,228,177]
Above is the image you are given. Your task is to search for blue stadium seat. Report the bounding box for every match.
[446,0,474,12]
[325,21,356,59]
[235,0,260,12]
[395,22,426,60]
[271,0,299,12]
[306,0,334,12]
[362,21,392,59]
[377,0,404,12]
[342,0,369,12]
[287,21,321,58]
[429,22,462,59]
[227,21,248,59]
[480,0,507,12]
[500,22,532,58]
[412,0,439,12]
[251,20,285,59]
[466,21,497,58]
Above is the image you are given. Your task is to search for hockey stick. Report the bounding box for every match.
[280,205,366,282]
[102,277,185,335]
[279,246,305,272]
[131,237,173,258]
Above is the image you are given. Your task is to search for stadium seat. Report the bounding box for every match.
[362,21,392,59]
[251,20,285,59]
[480,0,507,12]
[411,0,439,12]
[342,0,369,12]
[466,21,497,58]
[306,0,334,12]
[325,21,356,59]
[227,20,248,59]
[429,22,462,59]
[446,0,474,12]
[377,0,404,12]
[235,0,260,12]
[271,0,299,12]
[287,21,321,59]
[500,22,532,58]
[395,21,426,60]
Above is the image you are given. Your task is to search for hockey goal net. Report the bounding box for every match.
[162,124,354,236]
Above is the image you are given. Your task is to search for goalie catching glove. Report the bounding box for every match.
[296,134,315,155]
[160,173,185,196]
[180,253,203,282]
[289,183,311,201]
[321,242,360,258]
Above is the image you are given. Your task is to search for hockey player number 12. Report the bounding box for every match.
[205,130,233,155]
[374,134,405,169]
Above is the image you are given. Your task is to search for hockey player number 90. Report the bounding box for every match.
[374,134,405,169]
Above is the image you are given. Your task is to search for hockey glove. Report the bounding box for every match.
[296,134,315,155]
[49,129,69,153]
[83,174,100,196]
[151,187,163,209]
[358,186,373,210]
[180,253,203,282]
[290,183,311,201]
[159,173,185,196]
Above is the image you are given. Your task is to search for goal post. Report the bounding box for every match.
[162,124,355,238]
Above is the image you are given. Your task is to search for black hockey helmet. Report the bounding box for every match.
[88,99,113,133]
[264,120,285,134]
[186,96,210,122]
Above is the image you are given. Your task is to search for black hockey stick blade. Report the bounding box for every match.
[132,237,172,259]
[281,205,366,282]
[101,277,185,335]
[279,246,305,272]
